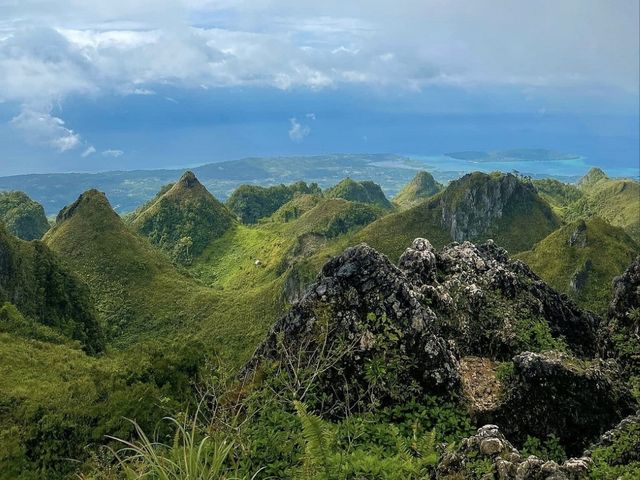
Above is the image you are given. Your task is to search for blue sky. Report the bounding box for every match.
[0,0,638,175]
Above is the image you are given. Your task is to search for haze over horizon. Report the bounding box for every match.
[1,0,638,176]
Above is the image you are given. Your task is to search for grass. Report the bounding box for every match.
[108,415,245,480]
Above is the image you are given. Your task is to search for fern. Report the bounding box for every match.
[294,401,336,479]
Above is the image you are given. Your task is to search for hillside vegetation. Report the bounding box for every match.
[0,223,104,353]
[563,168,640,242]
[43,189,220,346]
[325,177,393,209]
[532,178,584,216]
[129,171,235,264]
[518,217,639,313]
[0,191,49,240]
[226,181,321,224]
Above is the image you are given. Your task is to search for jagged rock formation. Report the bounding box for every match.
[399,238,599,358]
[570,259,592,292]
[486,352,636,454]
[568,220,588,247]
[394,171,442,209]
[437,173,560,252]
[436,424,592,479]
[0,222,104,353]
[0,191,49,240]
[600,256,640,378]
[609,256,640,323]
[129,171,235,264]
[249,243,460,414]
[248,238,607,420]
[325,178,392,209]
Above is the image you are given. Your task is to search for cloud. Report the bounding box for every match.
[0,0,637,153]
[10,108,82,152]
[306,113,316,120]
[288,117,311,142]
[102,149,124,157]
[81,146,96,157]
[1,1,635,101]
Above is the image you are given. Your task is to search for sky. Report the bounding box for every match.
[0,0,638,175]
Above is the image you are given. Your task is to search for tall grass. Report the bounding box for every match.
[107,412,252,480]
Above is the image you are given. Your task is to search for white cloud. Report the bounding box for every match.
[102,149,124,157]
[81,146,96,157]
[288,117,310,142]
[0,0,637,152]
[306,113,316,120]
[10,108,82,152]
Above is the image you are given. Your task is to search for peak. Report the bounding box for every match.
[578,167,608,187]
[56,189,115,223]
[413,170,434,181]
[326,178,392,209]
[394,171,441,208]
[406,171,437,189]
[176,170,200,189]
[335,177,357,186]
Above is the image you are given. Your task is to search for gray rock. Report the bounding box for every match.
[436,425,591,480]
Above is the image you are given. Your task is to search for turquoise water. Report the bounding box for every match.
[403,154,639,182]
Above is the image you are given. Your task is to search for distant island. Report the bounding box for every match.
[445,148,581,162]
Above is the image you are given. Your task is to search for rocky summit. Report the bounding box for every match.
[486,351,635,454]
[248,242,460,415]
[398,238,600,358]
[247,238,634,450]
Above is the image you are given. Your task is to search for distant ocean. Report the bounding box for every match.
[403,154,639,182]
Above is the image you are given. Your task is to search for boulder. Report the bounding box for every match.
[436,424,592,480]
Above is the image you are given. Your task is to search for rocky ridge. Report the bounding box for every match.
[246,238,633,447]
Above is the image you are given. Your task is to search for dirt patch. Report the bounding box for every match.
[459,356,503,412]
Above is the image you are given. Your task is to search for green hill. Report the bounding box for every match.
[576,167,608,189]
[325,178,393,209]
[393,171,442,209]
[564,169,640,242]
[44,189,219,345]
[0,223,104,353]
[346,172,560,260]
[0,191,49,240]
[437,172,560,252]
[226,181,321,224]
[517,217,639,313]
[129,171,235,264]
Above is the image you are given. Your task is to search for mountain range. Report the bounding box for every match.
[0,164,638,479]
